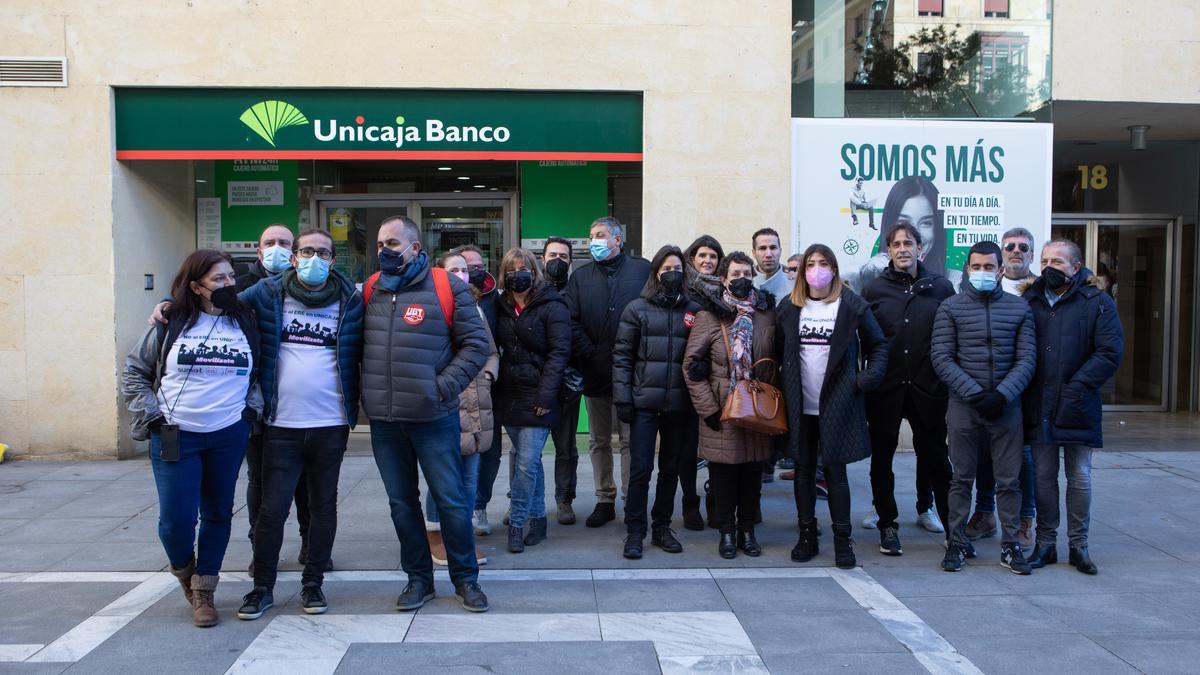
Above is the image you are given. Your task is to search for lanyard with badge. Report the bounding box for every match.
[159,315,222,461]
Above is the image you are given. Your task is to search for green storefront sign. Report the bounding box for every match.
[115,88,643,160]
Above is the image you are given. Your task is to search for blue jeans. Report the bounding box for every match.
[370,415,478,586]
[1032,444,1093,548]
[506,426,550,528]
[974,444,1036,519]
[474,428,504,510]
[150,420,249,576]
[427,453,481,524]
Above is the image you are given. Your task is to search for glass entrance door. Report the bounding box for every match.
[1051,216,1175,410]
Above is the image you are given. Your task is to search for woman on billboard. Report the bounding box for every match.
[854,176,952,289]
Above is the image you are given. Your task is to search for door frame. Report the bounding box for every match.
[1051,212,1181,412]
[312,191,519,250]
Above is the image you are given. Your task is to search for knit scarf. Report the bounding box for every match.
[722,288,757,384]
[283,269,341,308]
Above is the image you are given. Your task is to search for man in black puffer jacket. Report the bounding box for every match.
[612,246,703,557]
[863,224,956,558]
[932,240,1037,575]
[563,217,651,527]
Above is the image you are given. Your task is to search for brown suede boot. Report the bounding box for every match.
[190,574,220,628]
[168,557,195,604]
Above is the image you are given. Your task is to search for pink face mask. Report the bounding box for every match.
[806,266,834,289]
[453,271,469,284]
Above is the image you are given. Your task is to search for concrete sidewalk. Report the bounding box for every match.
[1,413,1199,673]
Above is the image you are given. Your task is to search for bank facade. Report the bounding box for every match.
[1,1,1196,458]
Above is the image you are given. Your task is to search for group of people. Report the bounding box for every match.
[122,212,1123,629]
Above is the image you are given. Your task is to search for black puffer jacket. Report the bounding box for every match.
[360,262,490,423]
[495,282,572,428]
[931,278,1036,404]
[563,253,651,397]
[612,290,702,413]
[861,261,955,397]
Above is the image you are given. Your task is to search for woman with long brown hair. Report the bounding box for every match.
[122,249,262,627]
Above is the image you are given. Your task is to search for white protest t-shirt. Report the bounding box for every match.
[272,296,346,429]
[157,312,252,433]
[798,298,841,416]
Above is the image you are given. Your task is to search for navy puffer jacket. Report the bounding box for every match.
[1021,270,1123,448]
[495,282,572,428]
[563,253,652,397]
[240,270,364,428]
[931,279,1037,403]
[612,290,702,413]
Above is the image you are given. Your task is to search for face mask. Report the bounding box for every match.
[1041,265,1071,291]
[297,256,331,286]
[728,277,754,299]
[659,270,685,296]
[468,267,487,290]
[208,285,240,312]
[378,246,408,276]
[545,258,570,283]
[589,238,612,262]
[505,270,533,294]
[968,271,998,293]
[805,266,834,290]
[261,245,293,274]
[452,270,470,284]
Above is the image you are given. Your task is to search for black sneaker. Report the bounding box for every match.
[237,586,274,620]
[941,545,965,572]
[651,527,683,554]
[1001,543,1033,575]
[879,526,903,556]
[623,535,644,559]
[586,502,616,528]
[395,581,435,611]
[455,581,489,613]
[815,480,829,500]
[301,585,328,615]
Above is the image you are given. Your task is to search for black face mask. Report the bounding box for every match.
[468,267,487,290]
[728,277,754,300]
[545,258,570,284]
[1041,265,1072,291]
[209,285,240,312]
[378,246,408,276]
[505,270,533,294]
[659,270,685,296]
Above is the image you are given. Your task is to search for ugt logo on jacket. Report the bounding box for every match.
[403,305,425,325]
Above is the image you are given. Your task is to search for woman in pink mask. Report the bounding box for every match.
[776,244,889,569]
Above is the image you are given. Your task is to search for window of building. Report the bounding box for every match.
[917,0,944,17]
[984,0,1010,18]
[980,33,1028,81]
[855,14,865,37]
[917,52,944,80]
[806,47,814,70]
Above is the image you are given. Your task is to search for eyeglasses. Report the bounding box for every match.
[786,266,799,273]
[1004,242,1031,253]
[298,247,334,260]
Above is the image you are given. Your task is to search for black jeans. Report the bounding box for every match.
[679,411,699,500]
[794,415,851,525]
[867,387,952,532]
[625,409,688,535]
[246,432,310,544]
[708,461,762,534]
[252,425,349,590]
[552,396,582,504]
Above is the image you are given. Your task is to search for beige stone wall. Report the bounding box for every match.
[1052,0,1200,104]
[0,1,791,457]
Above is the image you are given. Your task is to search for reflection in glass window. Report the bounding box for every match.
[983,0,1009,18]
[917,0,944,17]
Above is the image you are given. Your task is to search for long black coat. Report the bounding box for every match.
[563,253,651,397]
[861,261,955,398]
[1021,270,1124,448]
[778,289,889,465]
[495,282,572,428]
[612,290,702,413]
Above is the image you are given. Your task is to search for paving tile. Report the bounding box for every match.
[0,582,136,645]
[594,579,730,613]
[860,563,1015,598]
[44,492,157,519]
[337,641,660,674]
[1087,631,1200,675]
[0,481,110,500]
[1026,592,1200,633]
[903,594,1073,637]
[951,632,1138,674]
[0,544,82,573]
[715,577,860,612]
[36,463,144,482]
[46,543,170,573]
[406,612,601,643]
[1,518,130,544]
[737,610,904,654]
[759,650,928,674]
[414,579,597,614]
[599,611,754,657]
[0,518,32,536]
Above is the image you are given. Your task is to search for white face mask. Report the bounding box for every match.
[261,245,293,274]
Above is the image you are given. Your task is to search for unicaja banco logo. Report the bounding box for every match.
[240,100,309,147]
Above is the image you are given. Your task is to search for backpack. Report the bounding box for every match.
[362,267,455,328]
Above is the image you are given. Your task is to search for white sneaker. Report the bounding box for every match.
[917,507,944,533]
[862,510,879,529]
[473,509,492,536]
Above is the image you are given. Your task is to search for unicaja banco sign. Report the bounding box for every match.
[115,88,643,160]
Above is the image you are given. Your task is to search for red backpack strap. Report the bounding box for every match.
[362,272,381,308]
[431,267,455,328]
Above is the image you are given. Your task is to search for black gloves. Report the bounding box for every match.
[615,403,634,425]
[968,391,1008,421]
[148,416,165,433]
[704,413,723,431]
[686,360,711,382]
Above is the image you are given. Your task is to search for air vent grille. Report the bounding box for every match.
[0,57,68,87]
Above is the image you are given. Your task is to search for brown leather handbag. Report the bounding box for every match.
[719,323,788,436]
